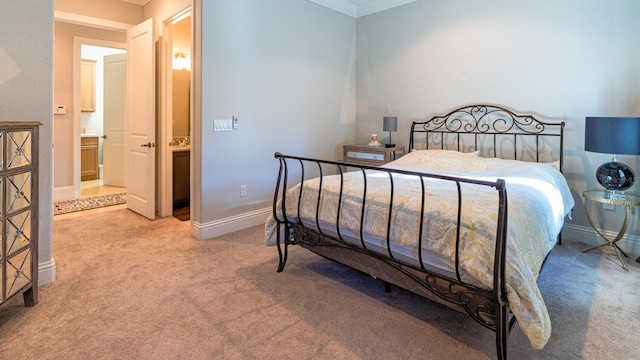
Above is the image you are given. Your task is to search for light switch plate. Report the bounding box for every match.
[214,119,233,131]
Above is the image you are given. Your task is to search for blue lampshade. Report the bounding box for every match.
[585,117,640,191]
[585,117,640,155]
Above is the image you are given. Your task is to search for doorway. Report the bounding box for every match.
[164,10,192,221]
[79,45,127,199]
[53,19,157,220]
[53,0,196,220]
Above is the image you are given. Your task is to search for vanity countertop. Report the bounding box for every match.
[81,134,100,138]
[171,146,190,152]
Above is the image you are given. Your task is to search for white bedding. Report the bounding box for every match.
[265,150,574,350]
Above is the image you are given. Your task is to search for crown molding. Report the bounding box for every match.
[309,0,357,18]
[54,10,132,32]
[357,0,417,18]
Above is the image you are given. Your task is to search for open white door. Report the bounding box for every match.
[103,52,127,188]
[126,18,156,219]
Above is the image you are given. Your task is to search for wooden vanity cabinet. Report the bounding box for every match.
[81,136,99,181]
[80,59,97,112]
[173,149,190,210]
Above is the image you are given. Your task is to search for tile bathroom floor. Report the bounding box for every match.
[54,180,126,220]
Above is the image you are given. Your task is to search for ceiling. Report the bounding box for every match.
[120,0,150,5]
[119,0,390,6]
[120,0,416,18]
[343,0,382,5]
[311,0,418,18]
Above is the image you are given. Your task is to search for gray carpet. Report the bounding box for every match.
[0,209,638,359]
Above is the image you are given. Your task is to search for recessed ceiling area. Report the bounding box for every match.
[119,0,416,18]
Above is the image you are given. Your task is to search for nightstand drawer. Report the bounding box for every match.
[343,144,404,167]
[346,151,385,162]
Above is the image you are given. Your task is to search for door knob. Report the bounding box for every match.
[101,135,107,139]
[141,142,155,148]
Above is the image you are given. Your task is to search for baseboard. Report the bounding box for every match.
[38,258,56,286]
[191,207,271,240]
[562,223,640,256]
[53,186,75,202]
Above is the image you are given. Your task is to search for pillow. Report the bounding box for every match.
[410,149,480,156]
[482,157,561,171]
[541,160,560,171]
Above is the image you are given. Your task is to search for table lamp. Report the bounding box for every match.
[585,117,640,198]
[383,116,397,148]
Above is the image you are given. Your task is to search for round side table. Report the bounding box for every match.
[582,190,640,271]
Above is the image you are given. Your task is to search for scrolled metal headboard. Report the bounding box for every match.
[409,104,565,171]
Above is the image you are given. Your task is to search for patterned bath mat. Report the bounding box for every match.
[54,193,127,215]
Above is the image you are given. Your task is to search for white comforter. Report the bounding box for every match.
[265,150,574,350]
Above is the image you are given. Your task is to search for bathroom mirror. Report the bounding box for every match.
[170,15,191,139]
[172,69,190,137]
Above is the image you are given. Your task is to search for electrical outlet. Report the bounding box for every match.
[240,185,247,197]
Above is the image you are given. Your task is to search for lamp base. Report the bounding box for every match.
[385,143,395,148]
[604,189,628,201]
[596,161,636,191]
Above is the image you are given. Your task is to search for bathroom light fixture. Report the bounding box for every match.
[173,52,190,71]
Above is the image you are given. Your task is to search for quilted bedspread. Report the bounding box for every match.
[265,150,574,349]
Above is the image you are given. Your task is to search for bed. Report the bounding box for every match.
[264,104,574,359]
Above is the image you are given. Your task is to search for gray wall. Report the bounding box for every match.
[356,0,640,250]
[0,0,55,285]
[197,0,357,222]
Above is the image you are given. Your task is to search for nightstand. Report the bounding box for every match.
[582,190,640,271]
[343,144,405,167]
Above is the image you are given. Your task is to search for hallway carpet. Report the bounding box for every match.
[1,209,639,359]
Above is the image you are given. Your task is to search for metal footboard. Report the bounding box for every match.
[271,152,513,359]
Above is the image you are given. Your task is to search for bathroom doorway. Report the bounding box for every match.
[53,0,196,220]
[163,9,192,221]
[79,44,127,199]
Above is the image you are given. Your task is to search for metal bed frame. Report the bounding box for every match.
[270,105,565,359]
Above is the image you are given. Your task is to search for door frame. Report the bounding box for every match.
[159,1,192,218]
[72,37,126,199]
[56,0,198,220]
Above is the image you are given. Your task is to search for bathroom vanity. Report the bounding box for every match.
[172,147,190,220]
[81,135,99,181]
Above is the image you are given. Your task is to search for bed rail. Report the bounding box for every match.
[271,152,512,358]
